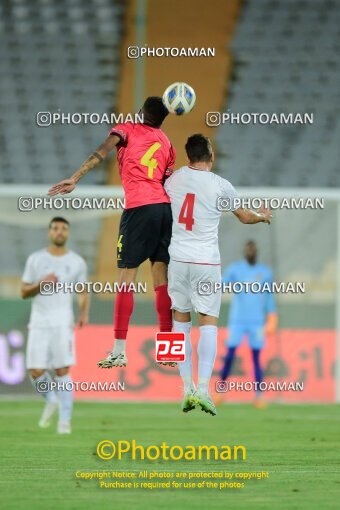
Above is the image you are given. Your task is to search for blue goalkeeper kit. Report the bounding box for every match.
[222,260,276,349]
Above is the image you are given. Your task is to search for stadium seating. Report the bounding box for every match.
[0,0,124,184]
[0,0,125,279]
[216,0,340,187]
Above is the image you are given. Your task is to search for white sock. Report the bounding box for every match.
[112,339,126,355]
[174,320,194,393]
[55,374,73,423]
[30,371,58,403]
[197,325,217,394]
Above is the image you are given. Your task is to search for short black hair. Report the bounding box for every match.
[142,96,169,127]
[185,134,213,163]
[49,217,70,229]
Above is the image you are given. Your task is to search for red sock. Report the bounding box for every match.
[113,290,134,339]
[155,284,172,332]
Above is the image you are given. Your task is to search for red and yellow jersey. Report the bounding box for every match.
[109,122,176,209]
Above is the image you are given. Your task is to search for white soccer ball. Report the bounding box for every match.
[162,82,196,115]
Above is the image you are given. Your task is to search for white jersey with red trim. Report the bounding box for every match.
[164,165,239,264]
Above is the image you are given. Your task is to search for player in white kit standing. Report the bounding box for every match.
[165,134,272,416]
[21,217,90,434]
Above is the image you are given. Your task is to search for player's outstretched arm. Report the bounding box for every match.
[47,135,120,196]
[233,206,272,225]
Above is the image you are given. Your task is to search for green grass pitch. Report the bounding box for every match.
[0,401,339,510]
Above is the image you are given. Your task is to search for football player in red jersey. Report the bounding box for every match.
[48,97,176,368]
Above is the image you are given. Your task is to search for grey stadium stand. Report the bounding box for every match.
[215,0,340,187]
[0,0,125,277]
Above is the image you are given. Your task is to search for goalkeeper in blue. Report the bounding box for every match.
[219,240,278,407]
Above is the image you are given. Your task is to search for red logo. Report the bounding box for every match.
[155,332,185,362]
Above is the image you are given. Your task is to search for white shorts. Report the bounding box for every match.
[168,260,222,318]
[26,326,75,369]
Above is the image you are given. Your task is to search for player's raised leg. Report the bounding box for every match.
[168,260,196,408]
[173,310,195,412]
[97,267,137,368]
[190,264,221,416]
[150,201,175,366]
[194,313,218,416]
[152,260,175,366]
[152,262,172,332]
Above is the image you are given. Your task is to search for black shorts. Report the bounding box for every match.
[117,203,172,268]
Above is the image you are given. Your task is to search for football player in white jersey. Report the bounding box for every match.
[21,217,90,434]
[164,134,272,416]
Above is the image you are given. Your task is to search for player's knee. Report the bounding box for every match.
[118,267,138,285]
[55,367,69,377]
[29,369,45,379]
[174,310,191,323]
[198,313,218,326]
[151,261,168,287]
